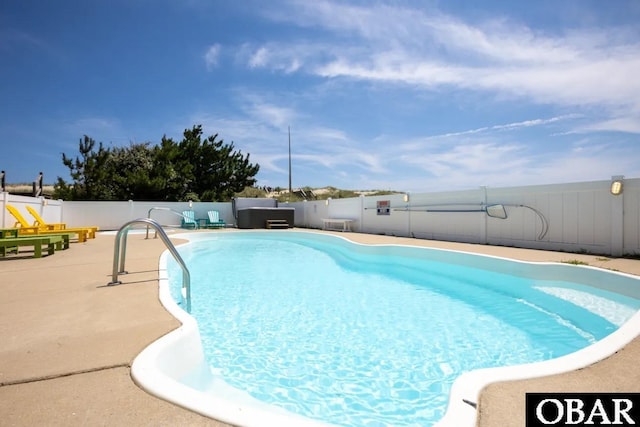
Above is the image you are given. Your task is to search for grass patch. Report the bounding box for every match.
[562,259,590,266]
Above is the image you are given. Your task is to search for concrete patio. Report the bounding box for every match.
[0,229,638,426]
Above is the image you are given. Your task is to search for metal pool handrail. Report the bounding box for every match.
[146,207,194,238]
[108,218,191,312]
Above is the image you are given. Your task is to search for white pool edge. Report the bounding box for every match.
[435,308,640,426]
[131,230,640,427]
[131,236,331,427]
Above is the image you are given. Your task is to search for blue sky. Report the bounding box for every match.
[1,0,639,192]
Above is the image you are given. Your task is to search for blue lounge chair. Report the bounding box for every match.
[205,210,225,229]
[181,210,198,229]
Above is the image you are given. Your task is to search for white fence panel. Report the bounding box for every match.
[408,190,485,243]
[63,201,133,230]
[486,186,554,248]
[2,177,639,256]
[38,199,64,225]
[360,195,388,234]
[360,194,407,236]
[484,181,615,254]
[623,179,640,255]
[327,197,362,232]
[137,201,233,228]
[1,193,63,229]
[287,201,310,228]
[289,178,638,255]
[293,200,332,230]
[62,200,233,230]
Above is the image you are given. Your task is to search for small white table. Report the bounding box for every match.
[321,218,353,232]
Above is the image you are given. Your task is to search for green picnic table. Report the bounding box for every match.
[0,234,69,258]
[0,228,19,239]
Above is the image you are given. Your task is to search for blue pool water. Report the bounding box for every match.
[166,232,640,427]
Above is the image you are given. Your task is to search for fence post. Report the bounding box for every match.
[57,199,64,224]
[0,190,6,228]
[403,192,411,237]
[480,186,488,244]
[610,176,624,256]
[359,194,365,233]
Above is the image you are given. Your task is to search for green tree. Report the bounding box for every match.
[106,143,158,200]
[176,125,260,201]
[152,136,191,201]
[53,125,260,201]
[53,136,112,200]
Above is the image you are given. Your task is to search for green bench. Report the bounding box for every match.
[0,235,68,258]
[0,228,19,239]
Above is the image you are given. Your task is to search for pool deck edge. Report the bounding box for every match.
[0,228,638,427]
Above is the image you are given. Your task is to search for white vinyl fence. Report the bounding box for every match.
[2,177,639,256]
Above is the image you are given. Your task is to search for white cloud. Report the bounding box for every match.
[183,2,640,190]
[588,119,640,134]
[242,41,331,73]
[401,141,528,180]
[251,1,640,134]
[246,101,296,130]
[204,44,221,70]
[188,93,639,191]
[397,115,580,152]
[390,141,618,191]
[248,46,269,68]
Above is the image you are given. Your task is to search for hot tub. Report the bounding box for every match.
[236,207,295,229]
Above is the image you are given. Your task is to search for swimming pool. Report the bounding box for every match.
[132,231,640,427]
